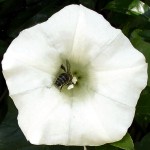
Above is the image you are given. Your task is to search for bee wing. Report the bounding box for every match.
[66,59,71,73]
[60,64,66,72]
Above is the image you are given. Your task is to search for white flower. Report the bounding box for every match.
[2,4,147,146]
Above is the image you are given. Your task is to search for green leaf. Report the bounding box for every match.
[0,97,30,150]
[79,0,98,9]
[122,15,150,38]
[0,0,5,3]
[0,40,8,54]
[136,87,150,117]
[18,145,84,150]
[135,132,150,150]
[7,0,63,38]
[95,133,134,150]
[138,30,150,42]
[135,86,150,128]
[128,0,150,15]
[104,0,150,36]
[95,145,119,150]
[105,0,135,14]
[110,133,134,150]
[18,146,50,150]
[0,0,24,17]
[105,0,150,16]
[145,0,150,6]
[130,29,150,86]
[26,0,41,6]
[0,89,8,123]
[105,0,150,36]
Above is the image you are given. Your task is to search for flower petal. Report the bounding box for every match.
[91,32,147,70]
[11,86,135,146]
[2,55,52,95]
[11,87,71,145]
[69,5,121,65]
[69,92,135,145]
[93,63,147,107]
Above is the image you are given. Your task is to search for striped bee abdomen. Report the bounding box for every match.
[55,73,71,87]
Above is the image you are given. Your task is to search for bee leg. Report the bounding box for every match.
[59,86,62,92]
[59,85,64,92]
[67,81,73,86]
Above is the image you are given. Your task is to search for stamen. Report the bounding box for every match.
[67,84,74,90]
[67,76,78,90]
[72,76,78,84]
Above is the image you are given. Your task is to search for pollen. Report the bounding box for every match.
[67,76,78,90]
[72,76,78,84]
[67,84,74,90]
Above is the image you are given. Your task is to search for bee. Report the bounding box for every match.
[55,60,73,91]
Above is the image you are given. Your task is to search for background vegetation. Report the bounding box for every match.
[0,0,150,149]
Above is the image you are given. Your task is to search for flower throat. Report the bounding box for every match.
[55,60,78,91]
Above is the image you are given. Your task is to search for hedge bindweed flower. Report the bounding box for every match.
[2,5,147,146]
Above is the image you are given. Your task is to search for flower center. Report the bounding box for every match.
[54,59,92,96]
[67,76,78,90]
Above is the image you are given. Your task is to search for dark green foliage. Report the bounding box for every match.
[110,133,134,150]
[95,145,120,150]
[135,133,150,150]
[79,0,98,9]
[95,133,134,150]
[0,0,150,150]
